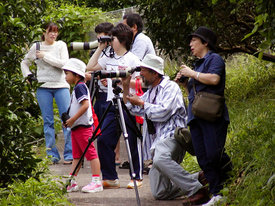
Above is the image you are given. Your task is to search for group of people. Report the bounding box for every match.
[21,12,232,206]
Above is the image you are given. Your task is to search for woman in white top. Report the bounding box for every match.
[21,22,72,164]
[86,23,143,189]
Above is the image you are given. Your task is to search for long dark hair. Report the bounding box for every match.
[41,22,59,41]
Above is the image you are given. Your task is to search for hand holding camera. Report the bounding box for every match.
[27,73,37,85]
[61,112,71,128]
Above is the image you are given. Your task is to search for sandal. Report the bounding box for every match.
[63,160,73,165]
[119,161,130,169]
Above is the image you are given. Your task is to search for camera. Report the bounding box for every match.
[145,115,156,135]
[179,75,189,83]
[94,67,141,79]
[61,112,70,123]
[70,36,113,50]
[27,73,37,85]
[70,41,98,50]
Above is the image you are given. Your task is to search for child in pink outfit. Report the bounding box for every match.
[62,58,103,193]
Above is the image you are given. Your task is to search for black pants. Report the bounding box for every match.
[190,118,232,195]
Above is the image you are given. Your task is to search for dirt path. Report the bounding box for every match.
[49,133,183,206]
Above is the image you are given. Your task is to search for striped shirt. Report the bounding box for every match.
[127,76,187,160]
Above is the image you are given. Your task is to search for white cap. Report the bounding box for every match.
[62,58,86,77]
[140,54,164,75]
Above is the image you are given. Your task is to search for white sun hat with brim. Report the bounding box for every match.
[140,54,164,75]
[62,58,86,78]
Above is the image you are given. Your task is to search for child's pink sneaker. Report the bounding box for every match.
[81,181,103,193]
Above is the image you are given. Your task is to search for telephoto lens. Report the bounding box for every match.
[95,67,140,79]
[70,41,98,50]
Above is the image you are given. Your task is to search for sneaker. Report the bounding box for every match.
[67,179,79,193]
[127,180,143,189]
[102,179,120,189]
[202,195,224,206]
[81,181,103,193]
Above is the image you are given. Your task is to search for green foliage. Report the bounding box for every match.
[0,0,47,188]
[242,0,274,52]
[136,0,275,62]
[85,0,136,11]
[42,2,118,63]
[226,99,274,205]
[224,56,275,205]
[0,0,116,188]
[0,159,72,206]
[225,54,275,102]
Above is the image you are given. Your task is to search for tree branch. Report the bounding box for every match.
[217,46,275,62]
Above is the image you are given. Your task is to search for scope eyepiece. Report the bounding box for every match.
[98,36,113,43]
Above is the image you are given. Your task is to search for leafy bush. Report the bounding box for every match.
[0,159,72,206]
[0,0,47,188]
[42,2,118,64]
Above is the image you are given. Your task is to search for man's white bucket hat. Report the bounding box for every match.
[140,54,164,75]
[62,58,86,78]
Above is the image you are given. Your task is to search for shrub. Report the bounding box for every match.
[0,159,72,206]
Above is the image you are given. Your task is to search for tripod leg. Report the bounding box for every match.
[116,97,141,206]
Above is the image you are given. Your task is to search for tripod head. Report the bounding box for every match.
[112,79,122,95]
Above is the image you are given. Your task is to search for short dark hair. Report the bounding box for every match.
[123,13,143,33]
[111,23,133,51]
[95,22,114,35]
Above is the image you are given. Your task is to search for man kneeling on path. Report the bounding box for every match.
[121,54,209,204]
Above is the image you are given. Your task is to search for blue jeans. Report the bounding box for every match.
[36,87,73,162]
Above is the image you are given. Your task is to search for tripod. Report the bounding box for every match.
[67,79,142,206]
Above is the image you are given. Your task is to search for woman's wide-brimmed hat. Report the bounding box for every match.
[190,26,217,50]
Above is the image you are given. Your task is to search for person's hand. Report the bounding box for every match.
[64,117,75,128]
[100,78,108,87]
[179,64,194,78]
[98,41,108,51]
[174,70,183,82]
[36,51,45,59]
[121,75,131,88]
[85,72,92,81]
[126,94,144,107]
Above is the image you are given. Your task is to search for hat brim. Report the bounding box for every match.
[140,62,164,75]
[189,33,216,50]
[62,68,85,78]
